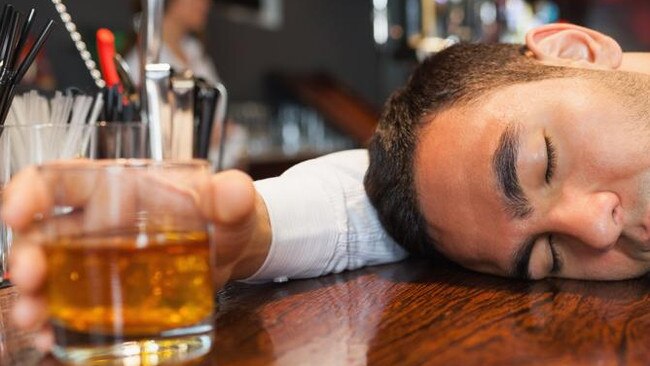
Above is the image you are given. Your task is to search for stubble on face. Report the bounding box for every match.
[593,70,650,131]
[414,69,650,280]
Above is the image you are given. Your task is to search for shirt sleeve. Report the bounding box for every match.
[243,149,408,283]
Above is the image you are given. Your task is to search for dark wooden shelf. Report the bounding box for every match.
[270,72,380,146]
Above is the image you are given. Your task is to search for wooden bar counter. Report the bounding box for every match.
[2,258,650,365]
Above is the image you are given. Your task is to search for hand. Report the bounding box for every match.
[3,164,271,351]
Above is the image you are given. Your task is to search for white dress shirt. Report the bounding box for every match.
[245,149,408,283]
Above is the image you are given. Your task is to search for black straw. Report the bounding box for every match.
[15,19,54,82]
[11,8,35,70]
[0,6,15,67]
[4,11,24,71]
[0,11,56,127]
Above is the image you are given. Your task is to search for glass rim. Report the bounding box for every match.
[37,159,211,172]
[95,121,148,127]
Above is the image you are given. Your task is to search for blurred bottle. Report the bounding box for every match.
[374,0,561,60]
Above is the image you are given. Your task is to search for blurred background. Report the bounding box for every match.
[10,0,650,178]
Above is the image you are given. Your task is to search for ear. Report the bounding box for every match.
[525,23,622,70]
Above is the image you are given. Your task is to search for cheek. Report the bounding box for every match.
[560,121,649,180]
[562,98,650,175]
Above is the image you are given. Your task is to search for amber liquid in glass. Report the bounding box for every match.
[44,231,214,337]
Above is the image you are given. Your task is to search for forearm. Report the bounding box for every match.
[241,150,407,283]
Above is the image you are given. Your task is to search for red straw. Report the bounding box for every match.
[96,28,121,88]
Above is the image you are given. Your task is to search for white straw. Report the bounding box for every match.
[3,91,102,172]
[87,92,104,124]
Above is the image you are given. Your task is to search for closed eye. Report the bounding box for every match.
[544,136,557,183]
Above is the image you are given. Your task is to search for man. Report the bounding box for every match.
[365,23,650,281]
[6,23,650,349]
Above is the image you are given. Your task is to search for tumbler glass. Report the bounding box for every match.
[37,159,215,365]
[0,123,95,286]
[0,122,149,286]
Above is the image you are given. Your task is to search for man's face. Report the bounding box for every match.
[168,0,211,32]
[415,72,650,280]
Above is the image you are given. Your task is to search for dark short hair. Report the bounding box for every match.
[364,43,577,259]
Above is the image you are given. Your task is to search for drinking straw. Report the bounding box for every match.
[0,5,10,43]
[87,92,104,124]
[4,91,99,167]
[96,28,121,88]
[0,6,12,52]
[4,11,24,71]
[0,19,55,125]
[14,19,55,84]
[0,6,15,70]
[114,53,137,98]
[10,8,35,69]
[0,5,47,126]
[0,8,16,67]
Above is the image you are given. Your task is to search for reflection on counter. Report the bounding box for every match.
[209,258,650,366]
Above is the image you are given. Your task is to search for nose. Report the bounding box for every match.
[548,191,622,251]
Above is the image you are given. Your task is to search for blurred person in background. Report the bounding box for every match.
[126,0,218,85]
[126,0,247,168]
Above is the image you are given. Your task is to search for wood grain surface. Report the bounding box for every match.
[2,258,650,365]
[0,285,42,365]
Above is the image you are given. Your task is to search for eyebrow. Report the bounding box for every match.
[511,236,537,279]
[492,124,534,219]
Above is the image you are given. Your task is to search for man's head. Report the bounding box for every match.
[165,0,211,32]
[365,23,650,281]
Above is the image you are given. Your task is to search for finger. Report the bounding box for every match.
[6,161,213,236]
[203,170,256,226]
[2,161,99,231]
[32,325,54,353]
[81,172,137,232]
[38,160,98,208]
[2,167,52,231]
[9,243,47,294]
[200,170,264,272]
[136,172,205,224]
[43,163,207,234]
[11,296,48,331]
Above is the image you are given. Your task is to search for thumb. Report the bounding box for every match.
[200,170,270,283]
[205,170,256,226]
